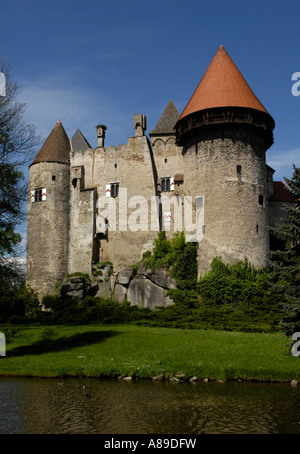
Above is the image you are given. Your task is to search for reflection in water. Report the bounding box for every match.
[0,377,300,434]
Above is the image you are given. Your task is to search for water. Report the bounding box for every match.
[0,377,300,434]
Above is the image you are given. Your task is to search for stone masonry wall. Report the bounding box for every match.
[182,126,269,273]
[26,162,70,298]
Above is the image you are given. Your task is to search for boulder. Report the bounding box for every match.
[60,282,84,295]
[145,270,176,289]
[116,268,133,286]
[113,283,128,303]
[137,265,176,289]
[65,289,85,300]
[70,276,85,284]
[127,277,174,309]
[95,281,111,298]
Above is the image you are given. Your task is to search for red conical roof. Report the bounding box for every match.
[179,46,269,121]
[32,120,70,165]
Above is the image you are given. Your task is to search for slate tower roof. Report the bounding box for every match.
[150,100,180,136]
[71,129,92,152]
[32,120,70,166]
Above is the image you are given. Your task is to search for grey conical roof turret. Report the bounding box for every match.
[71,129,92,152]
[150,100,180,136]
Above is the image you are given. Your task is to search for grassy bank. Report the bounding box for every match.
[0,324,299,382]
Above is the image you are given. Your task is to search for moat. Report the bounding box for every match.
[0,376,300,434]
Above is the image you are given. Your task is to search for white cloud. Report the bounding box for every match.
[17,74,131,148]
[267,148,299,181]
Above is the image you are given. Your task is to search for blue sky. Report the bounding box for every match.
[1,0,299,180]
[0,0,299,250]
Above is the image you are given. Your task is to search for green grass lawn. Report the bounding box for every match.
[0,323,299,381]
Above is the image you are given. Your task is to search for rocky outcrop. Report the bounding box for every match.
[60,276,86,301]
[127,277,173,309]
[61,264,176,309]
[111,265,176,309]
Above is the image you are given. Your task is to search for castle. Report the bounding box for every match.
[26,46,290,300]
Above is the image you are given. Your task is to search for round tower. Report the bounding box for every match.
[175,46,275,271]
[26,120,70,298]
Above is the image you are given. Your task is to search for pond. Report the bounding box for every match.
[0,377,300,434]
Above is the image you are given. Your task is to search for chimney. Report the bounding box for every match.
[96,124,107,147]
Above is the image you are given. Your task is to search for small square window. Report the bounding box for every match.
[237,165,242,175]
[52,175,56,181]
[259,195,264,206]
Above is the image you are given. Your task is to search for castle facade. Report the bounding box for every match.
[26,46,287,298]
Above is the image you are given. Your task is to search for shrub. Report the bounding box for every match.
[0,283,40,322]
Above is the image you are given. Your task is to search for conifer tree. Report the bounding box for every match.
[268,164,300,335]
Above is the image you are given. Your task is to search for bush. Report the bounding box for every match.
[0,283,40,322]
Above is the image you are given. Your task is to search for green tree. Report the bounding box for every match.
[268,164,300,335]
[0,57,40,291]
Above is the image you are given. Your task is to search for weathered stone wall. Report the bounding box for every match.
[182,126,269,273]
[26,162,70,298]
[151,136,185,239]
[68,184,97,275]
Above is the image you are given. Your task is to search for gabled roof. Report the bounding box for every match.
[150,100,180,135]
[32,120,70,166]
[71,129,92,152]
[179,45,270,121]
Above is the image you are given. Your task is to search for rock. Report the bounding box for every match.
[70,276,85,284]
[110,274,117,292]
[152,375,165,381]
[113,283,128,303]
[175,372,185,379]
[65,290,85,300]
[291,380,298,387]
[116,269,133,285]
[95,281,111,298]
[216,379,224,383]
[60,282,84,294]
[189,376,197,382]
[203,378,209,382]
[123,376,132,381]
[144,270,177,290]
[171,377,180,382]
[127,277,174,309]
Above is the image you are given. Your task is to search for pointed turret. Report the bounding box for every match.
[150,100,180,137]
[71,129,92,152]
[179,45,269,119]
[176,46,274,149]
[32,120,70,165]
[27,120,71,299]
[176,46,276,272]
